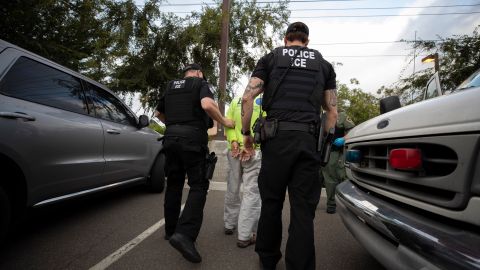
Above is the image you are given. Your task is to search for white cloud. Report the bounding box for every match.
[293,0,480,94]
[136,0,480,102]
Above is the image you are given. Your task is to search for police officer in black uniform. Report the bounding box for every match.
[241,22,338,270]
[155,63,234,263]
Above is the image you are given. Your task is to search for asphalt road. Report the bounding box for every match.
[0,182,385,270]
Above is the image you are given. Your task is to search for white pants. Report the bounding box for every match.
[224,150,262,241]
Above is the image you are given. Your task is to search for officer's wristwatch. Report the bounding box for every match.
[241,129,251,136]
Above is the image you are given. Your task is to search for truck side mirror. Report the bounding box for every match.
[424,72,442,100]
[380,96,401,114]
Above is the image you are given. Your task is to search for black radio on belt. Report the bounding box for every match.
[205,152,217,180]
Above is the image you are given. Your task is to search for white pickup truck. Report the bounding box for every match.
[336,70,480,270]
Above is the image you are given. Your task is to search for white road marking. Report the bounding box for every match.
[89,204,185,270]
[90,181,325,269]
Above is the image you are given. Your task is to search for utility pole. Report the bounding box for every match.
[413,30,417,75]
[433,52,439,73]
[412,30,417,103]
[216,0,230,140]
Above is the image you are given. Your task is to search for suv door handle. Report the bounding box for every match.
[0,112,36,121]
[106,129,121,134]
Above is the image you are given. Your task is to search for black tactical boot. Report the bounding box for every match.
[169,233,202,263]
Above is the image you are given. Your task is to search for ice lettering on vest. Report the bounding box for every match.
[282,48,315,68]
[293,58,306,67]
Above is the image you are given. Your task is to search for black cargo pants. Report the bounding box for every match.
[163,135,209,242]
[255,130,321,270]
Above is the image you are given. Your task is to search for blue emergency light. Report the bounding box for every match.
[345,150,362,163]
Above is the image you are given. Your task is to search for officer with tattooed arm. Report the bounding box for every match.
[241,22,338,270]
[155,63,234,263]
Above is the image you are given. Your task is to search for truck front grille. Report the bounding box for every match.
[346,137,473,209]
[356,143,457,177]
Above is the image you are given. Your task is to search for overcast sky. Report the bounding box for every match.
[135,0,480,115]
[304,0,480,94]
[158,0,480,94]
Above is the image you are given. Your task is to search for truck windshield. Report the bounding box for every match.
[456,69,480,90]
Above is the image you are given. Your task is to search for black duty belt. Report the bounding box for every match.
[165,124,207,140]
[167,124,203,132]
[277,121,316,134]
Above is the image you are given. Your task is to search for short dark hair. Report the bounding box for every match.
[286,32,308,43]
[286,22,309,36]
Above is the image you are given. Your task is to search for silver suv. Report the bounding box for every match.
[0,39,165,241]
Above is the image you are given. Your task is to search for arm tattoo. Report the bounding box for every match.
[245,81,264,94]
[241,79,264,116]
[330,92,337,107]
[329,90,337,107]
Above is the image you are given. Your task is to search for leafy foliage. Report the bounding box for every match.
[0,0,139,83]
[338,79,379,125]
[0,0,289,109]
[378,25,480,104]
[113,0,290,108]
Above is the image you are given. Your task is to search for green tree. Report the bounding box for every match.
[338,79,379,125]
[1,0,289,109]
[378,25,480,103]
[112,0,290,108]
[0,0,140,83]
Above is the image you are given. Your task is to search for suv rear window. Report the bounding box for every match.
[0,57,87,114]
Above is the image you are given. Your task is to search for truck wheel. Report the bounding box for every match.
[0,187,11,243]
[149,153,166,193]
[380,96,401,114]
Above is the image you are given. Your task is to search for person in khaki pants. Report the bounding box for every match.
[224,95,263,248]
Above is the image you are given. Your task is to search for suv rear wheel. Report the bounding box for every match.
[0,186,11,243]
[148,153,166,193]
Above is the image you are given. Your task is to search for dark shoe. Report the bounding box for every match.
[224,227,234,235]
[237,239,254,248]
[259,259,276,270]
[164,233,172,240]
[326,208,336,214]
[169,233,202,263]
[237,233,256,248]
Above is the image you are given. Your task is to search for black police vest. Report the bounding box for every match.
[264,47,325,117]
[164,77,211,129]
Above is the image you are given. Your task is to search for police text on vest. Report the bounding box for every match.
[173,80,185,89]
[282,48,315,68]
